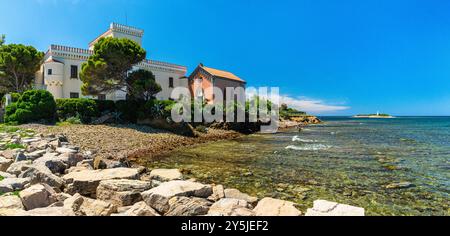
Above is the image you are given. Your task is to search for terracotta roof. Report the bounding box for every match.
[44,58,64,64]
[201,65,245,83]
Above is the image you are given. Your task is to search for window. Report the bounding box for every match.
[169,77,174,88]
[47,69,52,75]
[70,65,78,79]
[98,94,106,101]
[70,92,79,98]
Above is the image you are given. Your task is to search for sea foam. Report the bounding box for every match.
[292,135,317,143]
[285,144,331,151]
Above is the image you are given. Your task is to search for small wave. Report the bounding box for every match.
[285,144,332,151]
[292,135,317,143]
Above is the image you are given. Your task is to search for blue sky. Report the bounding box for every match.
[1,0,450,115]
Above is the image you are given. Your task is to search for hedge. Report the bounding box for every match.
[56,98,98,123]
[93,100,116,115]
[4,90,56,124]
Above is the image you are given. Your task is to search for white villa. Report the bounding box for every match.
[35,23,188,101]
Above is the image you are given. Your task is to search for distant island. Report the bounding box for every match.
[353,112,394,118]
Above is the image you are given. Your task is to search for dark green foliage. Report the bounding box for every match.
[80,37,146,96]
[279,103,306,119]
[127,69,162,101]
[56,98,98,123]
[141,99,176,119]
[93,99,116,114]
[115,99,145,123]
[0,44,44,93]
[4,90,56,124]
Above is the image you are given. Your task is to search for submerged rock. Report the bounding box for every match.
[150,169,183,182]
[305,200,365,216]
[224,188,258,205]
[385,182,414,189]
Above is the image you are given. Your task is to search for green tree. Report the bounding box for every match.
[127,69,162,101]
[80,37,146,97]
[0,44,44,93]
[0,35,5,46]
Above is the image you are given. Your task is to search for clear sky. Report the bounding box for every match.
[1,0,449,116]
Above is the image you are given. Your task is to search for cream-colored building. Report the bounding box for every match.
[35,23,187,101]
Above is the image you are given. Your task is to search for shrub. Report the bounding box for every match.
[115,99,145,123]
[56,98,98,123]
[4,90,56,124]
[94,100,116,115]
[140,99,176,119]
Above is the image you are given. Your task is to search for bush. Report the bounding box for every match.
[115,99,145,123]
[140,99,176,119]
[4,90,56,124]
[93,100,116,115]
[56,98,98,123]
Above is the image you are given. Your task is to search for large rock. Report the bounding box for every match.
[56,147,77,154]
[19,165,64,189]
[6,161,31,176]
[207,198,255,216]
[0,208,27,216]
[57,152,85,167]
[150,169,183,182]
[208,184,225,202]
[0,156,13,172]
[25,150,47,160]
[19,184,57,210]
[165,197,212,216]
[63,168,140,197]
[115,201,160,216]
[224,188,258,205]
[0,194,25,210]
[96,179,152,206]
[0,149,22,159]
[33,154,68,175]
[79,198,117,216]
[15,207,74,216]
[253,197,301,216]
[0,177,30,192]
[141,180,212,214]
[0,171,16,178]
[305,200,365,216]
[63,193,117,216]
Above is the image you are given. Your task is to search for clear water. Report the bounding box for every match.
[143,117,450,215]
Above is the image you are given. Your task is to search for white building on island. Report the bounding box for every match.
[35,23,187,101]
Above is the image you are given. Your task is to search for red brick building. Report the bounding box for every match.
[188,64,246,104]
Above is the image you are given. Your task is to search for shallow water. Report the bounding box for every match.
[144,117,450,215]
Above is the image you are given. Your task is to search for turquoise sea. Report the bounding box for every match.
[146,117,450,216]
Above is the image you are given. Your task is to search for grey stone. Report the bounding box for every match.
[141,180,212,214]
[207,198,254,216]
[96,179,152,206]
[63,168,140,197]
[305,200,365,216]
[19,184,57,210]
[0,194,24,210]
[253,197,301,216]
[115,201,160,216]
[224,188,258,205]
[165,196,212,216]
[150,169,183,182]
[0,156,13,172]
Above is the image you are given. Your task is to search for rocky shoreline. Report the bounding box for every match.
[0,125,366,216]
